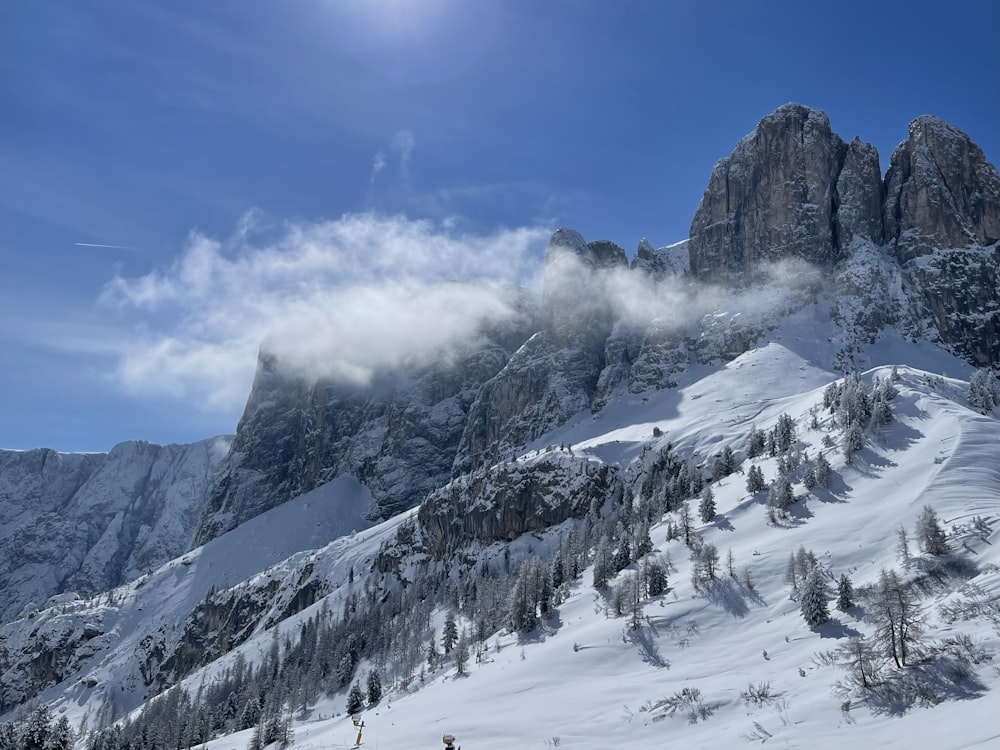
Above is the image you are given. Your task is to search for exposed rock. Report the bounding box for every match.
[884,116,1000,261]
[630,238,690,278]
[0,440,227,624]
[883,116,1000,366]
[454,231,623,475]
[419,454,622,557]
[198,286,540,543]
[688,104,850,279]
[835,137,884,247]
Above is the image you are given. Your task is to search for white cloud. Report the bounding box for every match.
[97,213,821,417]
[99,212,552,412]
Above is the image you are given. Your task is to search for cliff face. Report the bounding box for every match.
[883,116,1000,367]
[688,104,883,279]
[0,439,228,624]
[419,453,622,558]
[197,286,541,543]
[452,231,627,476]
[688,104,999,368]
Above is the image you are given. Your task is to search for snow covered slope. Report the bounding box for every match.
[6,312,995,749]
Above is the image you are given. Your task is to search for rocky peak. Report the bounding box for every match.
[688,103,883,280]
[630,238,689,278]
[884,115,1000,261]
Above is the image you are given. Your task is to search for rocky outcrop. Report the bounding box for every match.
[884,116,1000,261]
[198,286,540,543]
[835,137,885,246]
[687,104,998,368]
[453,232,626,475]
[883,116,1000,366]
[419,454,622,557]
[0,439,228,624]
[688,103,883,279]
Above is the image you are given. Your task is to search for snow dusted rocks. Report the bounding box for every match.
[0,439,228,624]
[883,116,1000,366]
[419,454,622,557]
[884,115,1000,261]
[688,103,875,278]
[688,104,998,368]
[199,289,541,543]
[454,232,625,475]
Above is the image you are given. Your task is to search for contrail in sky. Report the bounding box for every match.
[75,242,135,250]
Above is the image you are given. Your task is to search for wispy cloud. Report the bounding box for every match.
[370,130,417,188]
[391,129,416,178]
[99,212,552,412]
[370,151,387,184]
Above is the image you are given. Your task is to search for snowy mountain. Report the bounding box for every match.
[1,104,998,750]
[0,438,230,624]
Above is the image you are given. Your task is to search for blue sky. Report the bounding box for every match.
[1,0,997,452]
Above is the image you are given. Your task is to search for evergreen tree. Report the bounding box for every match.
[968,369,1000,414]
[698,485,716,523]
[441,610,459,654]
[768,478,794,515]
[836,573,854,612]
[915,505,949,556]
[453,630,471,675]
[366,669,382,706]
[47,717,73,750]
[800,567,831,627]
[784,552,799,591]
[592,534,613,591]
[634,520,654,558]
[843,423,865,464]
[426,630,439,670]
[746,464,766,494]
[803,466,817,490]
[814,453,832,487]
[679,501,694,547]
[22,704,52,750]
[346,683,366,716]
[644,558,669,597]
[746,427,766,459]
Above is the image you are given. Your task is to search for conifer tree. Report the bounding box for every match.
[837,637,883,693]
[871,568,923,667]
[836,573,854,612]
[915,505,949,556]
[746,464,766,494]
[698,485,716,523]
[644,558,669,597]
[895,525,912,568]
[441,610,459,654]
[800,567,831,627]
[346,683,365,716]
[814,453,832,487]
[679,501,694,547]
[366,669,382,706]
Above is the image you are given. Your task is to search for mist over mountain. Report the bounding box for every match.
[1,105,998,750]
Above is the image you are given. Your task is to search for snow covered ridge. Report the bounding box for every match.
[3,353,997,749]
[0,438,230,624]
